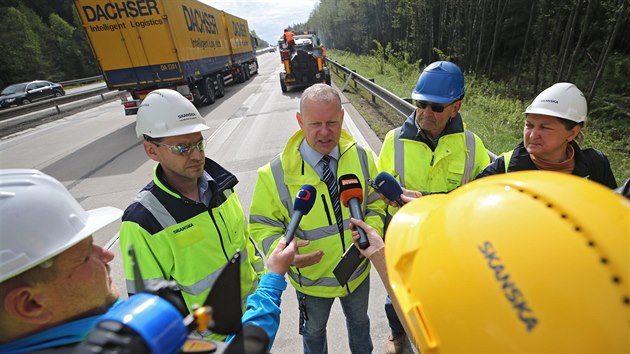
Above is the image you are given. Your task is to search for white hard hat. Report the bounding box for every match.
[0,169,122,282]
[135,89,210,138]
[525,82,587,123]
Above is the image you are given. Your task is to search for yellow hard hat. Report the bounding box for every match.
[385,171,629,352]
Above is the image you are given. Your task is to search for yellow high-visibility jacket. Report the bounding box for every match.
[249,129,385,297]
[120,159,264,339]
[378,112,490,195]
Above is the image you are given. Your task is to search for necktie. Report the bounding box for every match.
[321,155,344,236]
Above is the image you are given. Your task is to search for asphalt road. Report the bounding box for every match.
[0,51,416,354]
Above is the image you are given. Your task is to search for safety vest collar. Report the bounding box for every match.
[280,129,358,182]
[282,129,357,158]
[399,111,466,141]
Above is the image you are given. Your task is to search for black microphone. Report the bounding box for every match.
[338,174,369,249]
[374,171,405,207]
[284,184,317,243]
[223,324,270,354]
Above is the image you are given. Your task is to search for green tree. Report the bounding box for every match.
[49,13,77,80]
[0,7,48,86]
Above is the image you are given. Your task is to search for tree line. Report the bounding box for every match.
[2,0,628,106]
[0,0,96,88]
[0,0,268,89]
[297,0,629,103]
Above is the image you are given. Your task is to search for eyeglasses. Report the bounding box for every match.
[413,100,455,113]
[154,139,206,155]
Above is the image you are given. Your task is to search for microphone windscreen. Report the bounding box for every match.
[338,174,363,206]
[242,324,270,354]
[223,323,270,354]
[374,172,403,201]
[293,184,317,214]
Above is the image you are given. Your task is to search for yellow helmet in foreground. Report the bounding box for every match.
[385,171,629,352]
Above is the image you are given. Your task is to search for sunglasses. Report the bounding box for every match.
[154,139,206,155]
[413,100,455,113]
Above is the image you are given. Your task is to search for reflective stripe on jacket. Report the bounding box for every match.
[377,112,490,194]
[119,158,263,321]
[249,129,386,297]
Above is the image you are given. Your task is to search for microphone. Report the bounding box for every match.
[223,324,270,354]
[284,184,317,243]
[374,171,405,207]
[338,174,369,249]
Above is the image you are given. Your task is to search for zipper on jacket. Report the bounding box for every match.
[208,210,230,261]
[332,153,352,293]
[320,193,345,251]
[297,268,303,287]
[218,212,232,243]
[321,194,332,225]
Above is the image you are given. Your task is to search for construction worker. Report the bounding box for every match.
[249,84,386,354]
[119,89,265,340]
[0,169,123,352]
[376,60,490,353]
[0,168,296,353]
[350,171,629,353]
[283,28,295,49]
[477,82,617,188]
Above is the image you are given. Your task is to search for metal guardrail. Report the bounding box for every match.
[0,87,114,122]
[59,75,104,87]
[327,58,415,118]
[326,58,497,160]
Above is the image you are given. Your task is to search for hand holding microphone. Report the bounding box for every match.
[284,184,317,243]
[338,174,369,249]
[373,171,406,207]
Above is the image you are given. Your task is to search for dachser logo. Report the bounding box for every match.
[479,241,539,332]
[540,99,558,104]
[81,0,160,22]
[182,5,218,34]
[173,223,193,234]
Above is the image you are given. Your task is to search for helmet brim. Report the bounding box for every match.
[39,206,123,267]
[0,206,122,282]
[524,107,585,123]
[141,123,211,138]
[411,92,454,105]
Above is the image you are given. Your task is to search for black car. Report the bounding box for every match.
[0,80,65,108]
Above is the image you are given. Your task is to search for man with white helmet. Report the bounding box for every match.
[477,82,617,188]
[119,89,266,340]
[0,169,123,352]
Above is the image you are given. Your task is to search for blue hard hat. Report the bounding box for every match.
[411,61,465,104]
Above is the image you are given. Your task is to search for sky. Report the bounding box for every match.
[202,0,320,45]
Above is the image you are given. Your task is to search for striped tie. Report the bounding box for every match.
[321,155,344,236]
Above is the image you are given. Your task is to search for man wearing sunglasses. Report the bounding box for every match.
[118,89,266,341]
[376,61,491,354]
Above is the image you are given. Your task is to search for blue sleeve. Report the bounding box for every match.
[228,272,286,348]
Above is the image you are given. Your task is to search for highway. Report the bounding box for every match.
[0,51,415,354]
